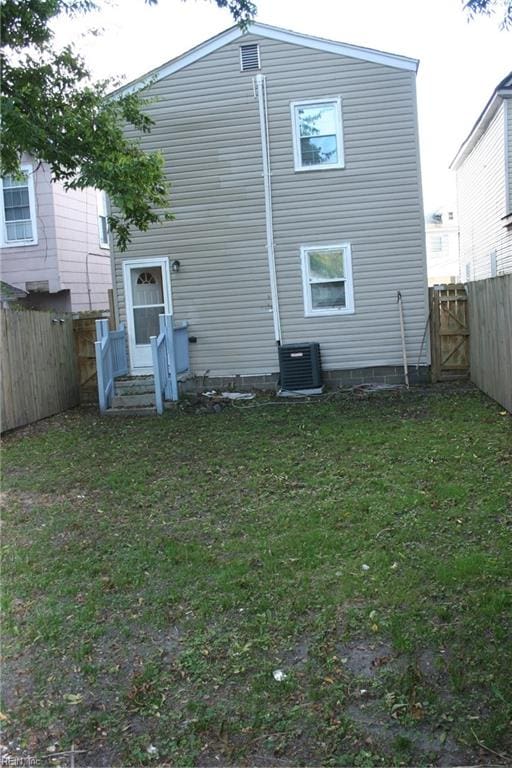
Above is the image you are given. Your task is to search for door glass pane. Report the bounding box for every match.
[309,249,344,280]
[133,306,164,344]
[131,267,163,306]
[311,281,346,310]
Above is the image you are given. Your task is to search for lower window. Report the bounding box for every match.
[300,243,354,316]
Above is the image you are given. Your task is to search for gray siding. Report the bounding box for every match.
[114,34,428,377]
[457,102,512,280]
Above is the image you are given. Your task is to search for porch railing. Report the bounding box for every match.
[95,319,128,413]
[151,314,189,415]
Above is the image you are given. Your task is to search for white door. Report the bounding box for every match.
[123,259,172,372]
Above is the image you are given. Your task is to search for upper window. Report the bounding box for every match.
[291,98,344,172]
[301,243,354,316]
[0,165,37,247]
[97,190,109,248]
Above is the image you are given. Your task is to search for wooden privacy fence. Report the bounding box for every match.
[429,284,470,382]
[73,312,111,403]
[1,309,79,432]
[467,274,512,412]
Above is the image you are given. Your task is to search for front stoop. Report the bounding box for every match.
[106,376,157,416]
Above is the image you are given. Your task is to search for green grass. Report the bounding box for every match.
[1,389,511,766]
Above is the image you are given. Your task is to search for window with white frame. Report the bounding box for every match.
[301,243,354,316]
[1,165,37,246]
[97,190,109,248]
[291,98,344,171]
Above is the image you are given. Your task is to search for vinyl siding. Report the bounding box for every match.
[0,162,60,294]
[507,100,512,213]
[53,183,112,312]
[113,34,428,376]
[457,102,512,280]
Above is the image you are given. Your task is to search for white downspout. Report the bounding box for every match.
[254,73,282,343]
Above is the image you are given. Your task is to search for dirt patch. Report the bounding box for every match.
[346,700,481,766]
[336,639,404,678]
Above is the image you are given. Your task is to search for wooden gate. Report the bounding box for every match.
[1,310,79,432]
[429,284,470,382]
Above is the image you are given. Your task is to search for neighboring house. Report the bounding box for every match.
[451,73,512,282]
[0,159,112,312]
[0,280,27,308]
[425,204,459,285]
[111,23,429,387]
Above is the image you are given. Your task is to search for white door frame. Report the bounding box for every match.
[123,257,173,374]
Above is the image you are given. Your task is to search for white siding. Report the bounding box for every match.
[457,103,512,280]
[113,34,428,377]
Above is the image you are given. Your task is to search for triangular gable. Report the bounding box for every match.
[451,71,512,169]
[114,22,418,97]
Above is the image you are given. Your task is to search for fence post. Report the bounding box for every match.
[429,288,440,383]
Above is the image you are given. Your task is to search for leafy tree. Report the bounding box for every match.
[464,0,512,28]
[0,0,256,249]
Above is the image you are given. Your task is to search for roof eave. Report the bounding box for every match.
[450,74,512,171]
[110,21,418,100]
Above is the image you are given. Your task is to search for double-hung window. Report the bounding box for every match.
[1,165,37,246]
[301,243,354,316]
[291,98,344,171]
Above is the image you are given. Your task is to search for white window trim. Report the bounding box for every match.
[97,190,109,250]
[0,163,38,247]
[300,242,355,317]
[291,97,345,173]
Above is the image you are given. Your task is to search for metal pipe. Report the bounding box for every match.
[255,73,282,343]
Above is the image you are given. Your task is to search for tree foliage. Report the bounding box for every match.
[0,0,256,249]
[464,0,512,28]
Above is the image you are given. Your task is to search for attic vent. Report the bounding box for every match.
[240,44,260,71]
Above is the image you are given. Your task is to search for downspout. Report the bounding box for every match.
[254,73,282,343]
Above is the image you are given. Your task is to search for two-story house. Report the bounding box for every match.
[110,23,429,388]
[451,73,512,282]
[0,159,112,312]
[425,204,459,285]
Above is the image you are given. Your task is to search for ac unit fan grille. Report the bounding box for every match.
[279,343,322,390]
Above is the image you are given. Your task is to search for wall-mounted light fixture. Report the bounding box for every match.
[171,259,181,273]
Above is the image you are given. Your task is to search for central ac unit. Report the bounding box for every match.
[278,342,322,391]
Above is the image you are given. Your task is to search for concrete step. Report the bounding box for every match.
[105,406,157,417]
[115,379,155,396]
[112,392,156,408]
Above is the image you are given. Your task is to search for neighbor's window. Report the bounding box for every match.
[291,98,344,171]
[301,243,354,316]
[430,235,444,253]
[0,165,37,246]
[97,190,109,248]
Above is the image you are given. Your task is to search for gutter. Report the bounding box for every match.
[254,73,282,343]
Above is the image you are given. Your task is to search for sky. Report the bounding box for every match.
[53,0,511,213]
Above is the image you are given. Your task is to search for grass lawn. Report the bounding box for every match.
[1,388,511,767]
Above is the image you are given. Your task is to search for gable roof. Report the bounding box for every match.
[113,22,418,98]
[450,72,512,170]
[0,281,27,303]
